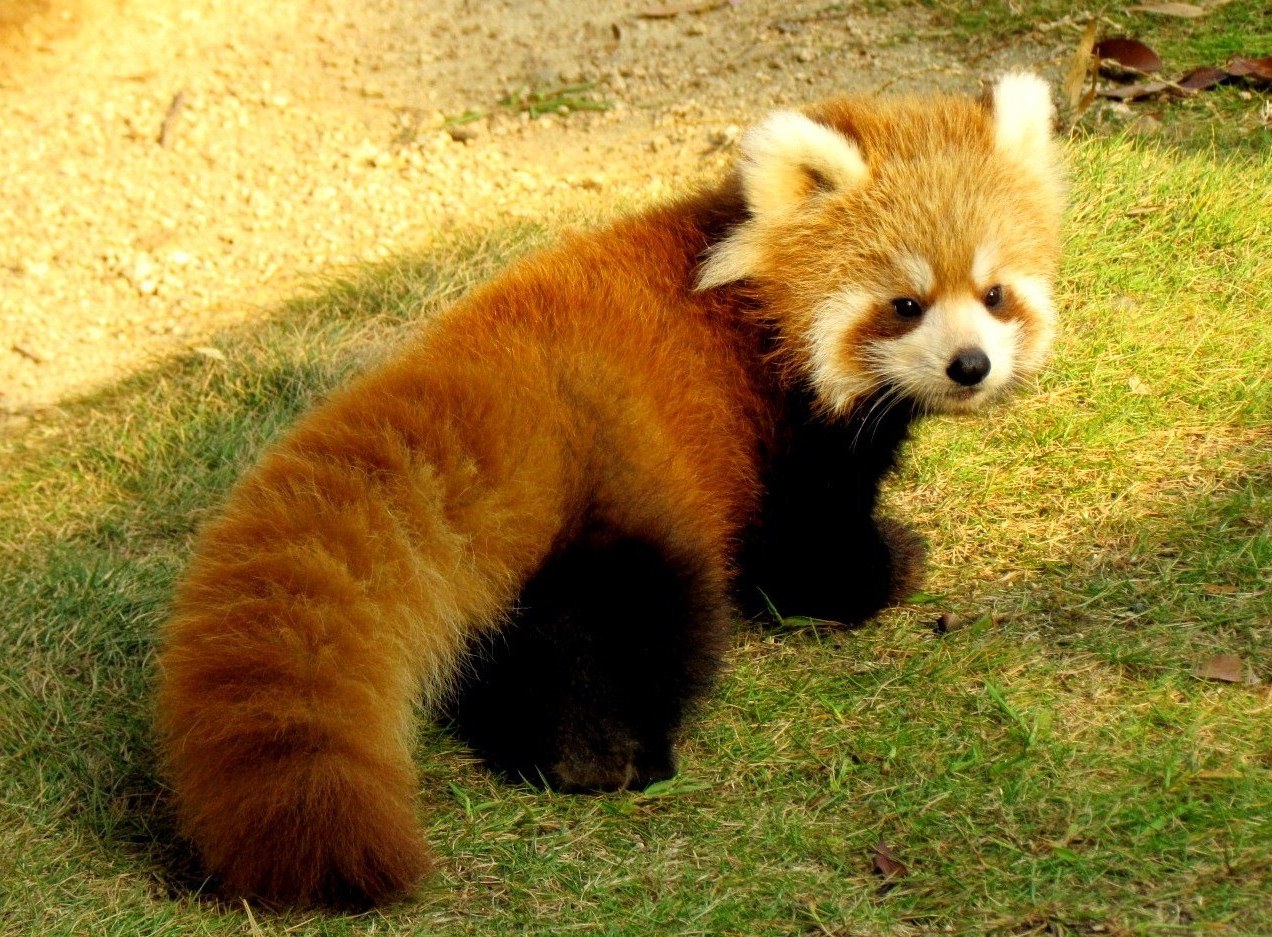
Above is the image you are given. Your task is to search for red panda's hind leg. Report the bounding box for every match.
[443,534,731,792]
[874,516,928,609]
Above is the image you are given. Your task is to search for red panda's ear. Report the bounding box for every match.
[990,73,1056,162]
[696,112,868,290]
[738,111,870,219]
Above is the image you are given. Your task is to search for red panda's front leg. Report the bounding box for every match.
[739,393,926,626]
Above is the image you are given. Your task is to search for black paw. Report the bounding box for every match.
[549,732,678,793]
[746,515,928,626]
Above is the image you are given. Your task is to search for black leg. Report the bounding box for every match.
[742,513,925,626]
[738,391,925,626]
[442,536,730,791]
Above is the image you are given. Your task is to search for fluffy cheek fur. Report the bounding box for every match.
[807,288,877,413]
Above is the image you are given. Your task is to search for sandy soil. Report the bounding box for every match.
[0,0,1060,428]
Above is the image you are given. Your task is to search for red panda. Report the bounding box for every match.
[155,74,1065,908]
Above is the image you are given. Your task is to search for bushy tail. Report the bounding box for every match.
[157,665,431,906]
[157,585,435,906]
[155,403,538,906]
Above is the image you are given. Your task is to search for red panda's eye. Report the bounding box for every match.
[984,285,1004,308]
[891,297,924,318]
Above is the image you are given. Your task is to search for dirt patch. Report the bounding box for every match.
[0,0,1058,427]
[1,0,78,43]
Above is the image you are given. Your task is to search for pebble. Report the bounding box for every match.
[446,123,483,143]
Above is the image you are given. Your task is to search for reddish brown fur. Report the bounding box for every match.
[155,86,1063,907]
[156,187,782,906]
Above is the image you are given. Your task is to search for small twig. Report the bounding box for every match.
[12,342,47,364]
[158,90,186,148]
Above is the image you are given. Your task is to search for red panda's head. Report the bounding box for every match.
[697,74,1065,417]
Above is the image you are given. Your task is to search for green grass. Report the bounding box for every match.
[439,82,612,130]
[931,0,1272,153]
[3,129,1271,937]
[498,82,611,119]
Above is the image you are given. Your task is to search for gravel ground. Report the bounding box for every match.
[0,0,1059,430]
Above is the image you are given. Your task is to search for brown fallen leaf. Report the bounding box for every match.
[1201,583,1238,595]
[1129,2,1208,16]
[1179,66,1228,91]
[1063,21,1099,114]
[1227,56,1272,84]
[158,90,186,148]
[1095,38,1164,76]
[1193,653,1261,686]
[873,838,909,881]
[1098,80,1181,101]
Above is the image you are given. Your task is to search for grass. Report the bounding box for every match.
[3,40,1271,937]
[499,82,612,119]
[439,82,612,130]
[939,0,1272,153]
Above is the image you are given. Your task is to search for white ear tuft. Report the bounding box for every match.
[695,228,763,291]
[739,111,869,218]
[991,73,1056,161]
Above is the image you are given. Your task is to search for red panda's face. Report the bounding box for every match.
[801,187,1060,416]
[697,74,1065,419]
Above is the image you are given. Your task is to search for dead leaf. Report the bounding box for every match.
[1179,66,1228,91]
[1193,653,1258,685]
[1095,38,1164,75]
[242,899,266,937]
[1129,2,1208,16]
[934,612,964,635]
[1127,375,1151,395]
[1227,56,1272,84]
[1201,583,1238,595]
[11,342,48,364]
[1064,21,1099,113]
[193,345,226,362]
[158,90,186,148]
[873,838,909,881]
[1098,80,1179,101]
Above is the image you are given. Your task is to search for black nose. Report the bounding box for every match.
[946,348,991,386]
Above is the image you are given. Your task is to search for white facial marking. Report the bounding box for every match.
[808,287,875,414]
[972,242,1000,287]
[896,253,934,297]
[1003,273,1057,372]
[876,296,1020,413]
